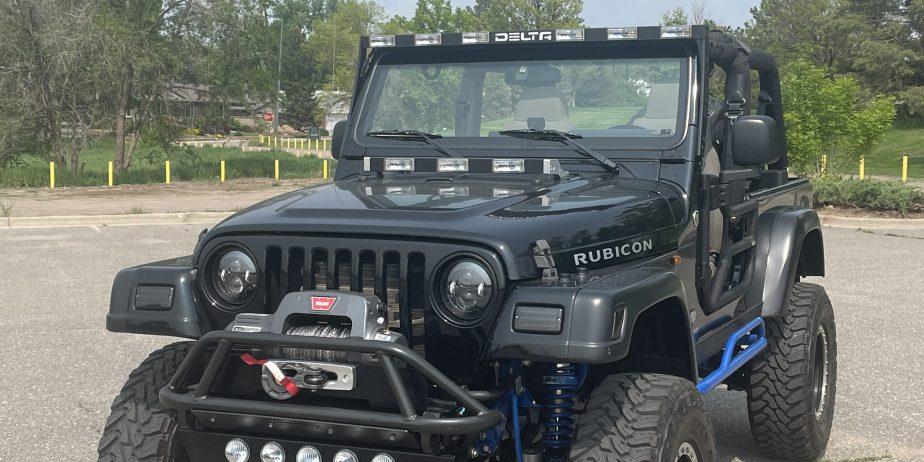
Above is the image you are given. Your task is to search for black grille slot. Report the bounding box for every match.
[262,246,427,351]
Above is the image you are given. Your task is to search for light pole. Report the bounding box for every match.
[274,16,283,134]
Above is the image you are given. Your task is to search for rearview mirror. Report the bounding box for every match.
[732,115,783,167]
[331,120,347,159]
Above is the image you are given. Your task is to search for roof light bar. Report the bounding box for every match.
[661,25,692,39]
[437,158,469,172]
[414,33,441,46]
[555,29,584,41]
[369,35,396,47]
[493,159,525,174]
[384,158,414,172]
[461,32,490,44]
[607,27,638,40]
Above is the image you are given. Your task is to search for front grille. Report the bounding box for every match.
[262,245,427,352]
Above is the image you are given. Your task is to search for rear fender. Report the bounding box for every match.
[750,207,824,318]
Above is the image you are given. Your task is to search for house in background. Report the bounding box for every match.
[163,83,273,120]
[314,90,350,133]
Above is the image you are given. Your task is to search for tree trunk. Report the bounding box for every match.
[114,69,134,174]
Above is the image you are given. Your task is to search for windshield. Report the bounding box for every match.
[360,56,688,141]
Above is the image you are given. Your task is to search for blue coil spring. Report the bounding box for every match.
[542,363,578,452]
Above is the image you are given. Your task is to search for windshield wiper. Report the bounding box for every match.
[498,129,619,173]
[366,130,461,158]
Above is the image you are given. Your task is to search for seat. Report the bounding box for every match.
[502,66,574,132]
[633,83,681,134]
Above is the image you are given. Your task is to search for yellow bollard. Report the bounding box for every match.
[323,139,328,151]
[260,134,264,144]
[859,156,865,180]
[220,160,226,183]
[108,161,114,187]
[322,159,329,180]
[300,139,305,150]
[274,159,280,181]
[165,161,171,184]
[902,155,909,183]
[49,161,55,189]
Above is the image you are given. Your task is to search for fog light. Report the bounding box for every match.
[224,439,249,462]
[333,449,359,462]
[295,446,321,462]
[371,453,397,462]
[260,442,285,462]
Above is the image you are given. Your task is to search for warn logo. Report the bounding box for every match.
[310,296,338,311]
[493,31,554,42]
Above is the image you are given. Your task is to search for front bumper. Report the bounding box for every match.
[160,330,502,436]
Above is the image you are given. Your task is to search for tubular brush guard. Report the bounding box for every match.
[160,330,502,435]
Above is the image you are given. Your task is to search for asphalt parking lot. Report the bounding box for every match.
[1,223,922,461]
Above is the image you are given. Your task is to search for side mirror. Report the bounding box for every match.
[331,120,347,159]
[732,115,783,167]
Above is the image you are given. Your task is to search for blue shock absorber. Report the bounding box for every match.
[542,363,579,460]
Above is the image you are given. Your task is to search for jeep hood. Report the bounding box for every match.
[202,174,685,280]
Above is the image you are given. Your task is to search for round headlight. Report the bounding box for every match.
[260,441,285,462]
[439,259,494,322]
[371,453,397,462]
[333,449,359,462]
[211,249,258,306]
[295,446,322,462]
[224,438,249,462]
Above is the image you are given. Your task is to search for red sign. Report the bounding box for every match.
[310,296,338,311]
[263,112,275,123]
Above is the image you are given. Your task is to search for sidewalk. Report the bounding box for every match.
[0,178,319,218]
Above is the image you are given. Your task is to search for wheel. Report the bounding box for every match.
[570,373,717,462]
[97,342,192,462]
[747,282,837,461]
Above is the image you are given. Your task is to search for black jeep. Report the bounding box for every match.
[99,26,836,462]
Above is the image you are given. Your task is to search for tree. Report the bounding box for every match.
[782,60,895,176]
[661,7,689,26]
[467,0,583,30]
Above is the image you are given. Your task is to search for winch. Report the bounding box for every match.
[226,291,407,400]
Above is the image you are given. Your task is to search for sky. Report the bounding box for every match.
[380,0,762,28]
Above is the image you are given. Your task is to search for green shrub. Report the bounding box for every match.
[813,177,924,215]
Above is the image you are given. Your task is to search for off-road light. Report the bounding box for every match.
[661,25,692,39]
[212,249,258,306]
[224,439,249,462]
[607,27,638,40]
[295,446,322,462]
[386,186,416,195]
[439,186,469,197]
[333,449,359,462]
[492,159,525,173]
[369,35,396,47]
[437,158,469,172]
[260,442,285,462]
[493,188,524,198]
[414,33,441,46]
[461,32,489,44]
[555,29,584,41]
[371,453,397,462]
[384,158,415,172]
[440,259,494,321]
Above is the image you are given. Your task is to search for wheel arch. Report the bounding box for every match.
[750,206,825,319]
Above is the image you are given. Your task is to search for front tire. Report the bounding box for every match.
[747,282,837,461]
[570,373,717,462]
[97,342,192,462]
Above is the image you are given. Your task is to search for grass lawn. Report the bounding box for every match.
[864,127,924,178]
[480,106,641,134]
[0,138,329,188]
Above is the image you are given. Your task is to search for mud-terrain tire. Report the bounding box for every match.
[570,373,716,462]
[97,342,192,462]
[747,282,837,461]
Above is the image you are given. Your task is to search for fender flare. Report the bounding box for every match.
[749,207,825,318]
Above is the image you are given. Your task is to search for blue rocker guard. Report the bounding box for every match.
[696,317,768,394]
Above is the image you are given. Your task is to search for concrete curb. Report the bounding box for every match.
[818,213,924,230]
[3,211,234,229]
